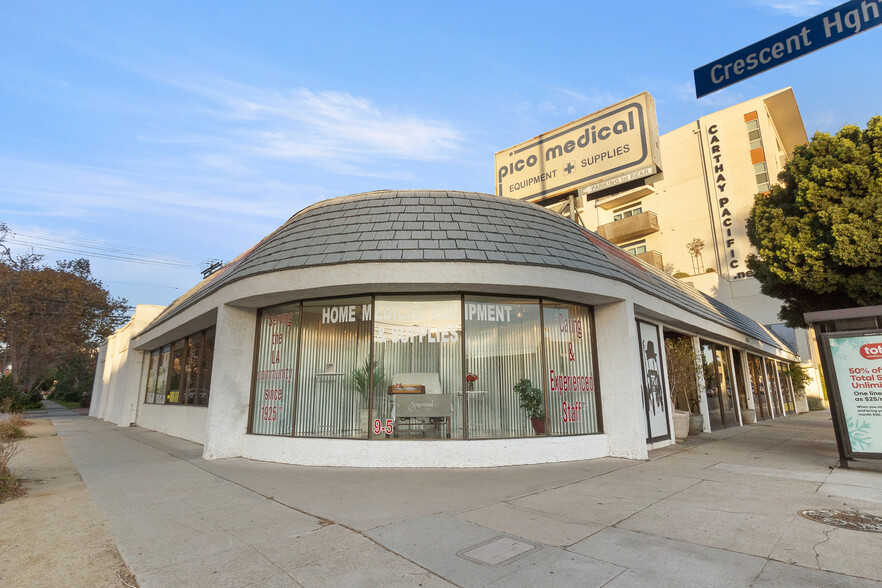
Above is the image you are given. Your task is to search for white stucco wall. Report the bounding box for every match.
[240,433,610,468]
[594,301,651,459]
[203,305,257,459]
[137,404,208,445]
[90,305,163,426]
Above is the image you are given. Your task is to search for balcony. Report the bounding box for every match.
[636,250,664,271]
[597,211,660,244]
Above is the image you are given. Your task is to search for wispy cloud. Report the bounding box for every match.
[750,0,830,17]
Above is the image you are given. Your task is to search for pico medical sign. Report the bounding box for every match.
[494,92,661,202]
[695,0,882,98]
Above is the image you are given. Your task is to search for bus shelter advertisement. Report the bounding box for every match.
[829,334,882,454]
[494,92,661,203]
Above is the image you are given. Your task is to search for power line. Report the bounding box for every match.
[7,236,198,269]
[9,230,205,264]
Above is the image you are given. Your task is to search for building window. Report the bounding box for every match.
[247,294,602,441]
[623,240,647,256]
[464,296,542,439]
[296,297,372,438]
[543,301,598,435]
[251,304,300,435]
[754,162,770,193]
[613,203,642,221]
[372,295,463,440]
[143,329,215,407]
[144,350,159,404]
[746,119,763,150]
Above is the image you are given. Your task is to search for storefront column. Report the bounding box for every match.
[594,301,648,459]
[692,336,711,432]
[204,305,258,460]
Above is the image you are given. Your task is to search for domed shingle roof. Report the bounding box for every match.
[142,190,791,352]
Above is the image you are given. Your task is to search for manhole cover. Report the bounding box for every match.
[798,509,882,533]
[457,537,540,565]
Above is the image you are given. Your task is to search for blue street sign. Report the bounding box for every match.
[694,0,882,98]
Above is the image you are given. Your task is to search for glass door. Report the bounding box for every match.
[701,341,736,430]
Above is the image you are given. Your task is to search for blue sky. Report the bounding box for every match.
[1,0,879,310]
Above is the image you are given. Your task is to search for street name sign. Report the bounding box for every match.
[694,0,882,98]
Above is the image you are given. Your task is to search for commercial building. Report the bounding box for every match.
[530,88,822,407]
[91,189,802,467]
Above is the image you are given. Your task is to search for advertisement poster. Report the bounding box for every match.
[829,334,882,454]
[638,321,670,441]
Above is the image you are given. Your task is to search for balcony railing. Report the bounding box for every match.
[597,211,660,244]
[636,250,664,271]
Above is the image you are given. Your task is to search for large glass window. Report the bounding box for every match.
[464,296,542,439]
[184,333,202,405]
[199,328,215,406]
[295,297,371,438]
[252,304,301,436]
[765,358,783,416]
[778,362,796,414]
[143,329,215,407]
[167,339,185,404]
[544,302,598,436]
[246,294,601,441]
[144,350,159,404]
[373,296,462,439]
[747,354,770,420]
[154,344,170,405]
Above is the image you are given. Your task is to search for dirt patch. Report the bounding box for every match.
[0,418,137,587]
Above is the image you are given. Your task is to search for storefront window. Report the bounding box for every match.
[184,333,202,405]
[144,349,158,404]
[155,344,170,404]
[167,339,185,403]
[199,327,215,406]
[294,297,372,438]
[464,296,542,439]
[747,354,769,420]
[247,293,602,442]
[544,302,598,436]
[765,358,783,415]
[373,296,462,440]
[251,304,300,436]
[779,362,796,414]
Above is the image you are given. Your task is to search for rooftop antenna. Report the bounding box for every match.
[200,259,224,278]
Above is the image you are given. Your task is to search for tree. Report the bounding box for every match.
[746,117,882,327]
[0,222,129,394]
[664,336,700,413]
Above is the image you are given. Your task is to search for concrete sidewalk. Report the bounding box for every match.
[44,403,882,587]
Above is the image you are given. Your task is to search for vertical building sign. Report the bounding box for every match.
[828,335,882,454]
[252,304,300,435]
[638,321,670,442]
[705,123,745,279]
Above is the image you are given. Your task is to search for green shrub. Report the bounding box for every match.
[807,395,826,411]
[0,375,39,412]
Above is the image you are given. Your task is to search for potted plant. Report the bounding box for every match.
[514,378,546,435]
[664,336,703,439]
[351,359,384,433]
